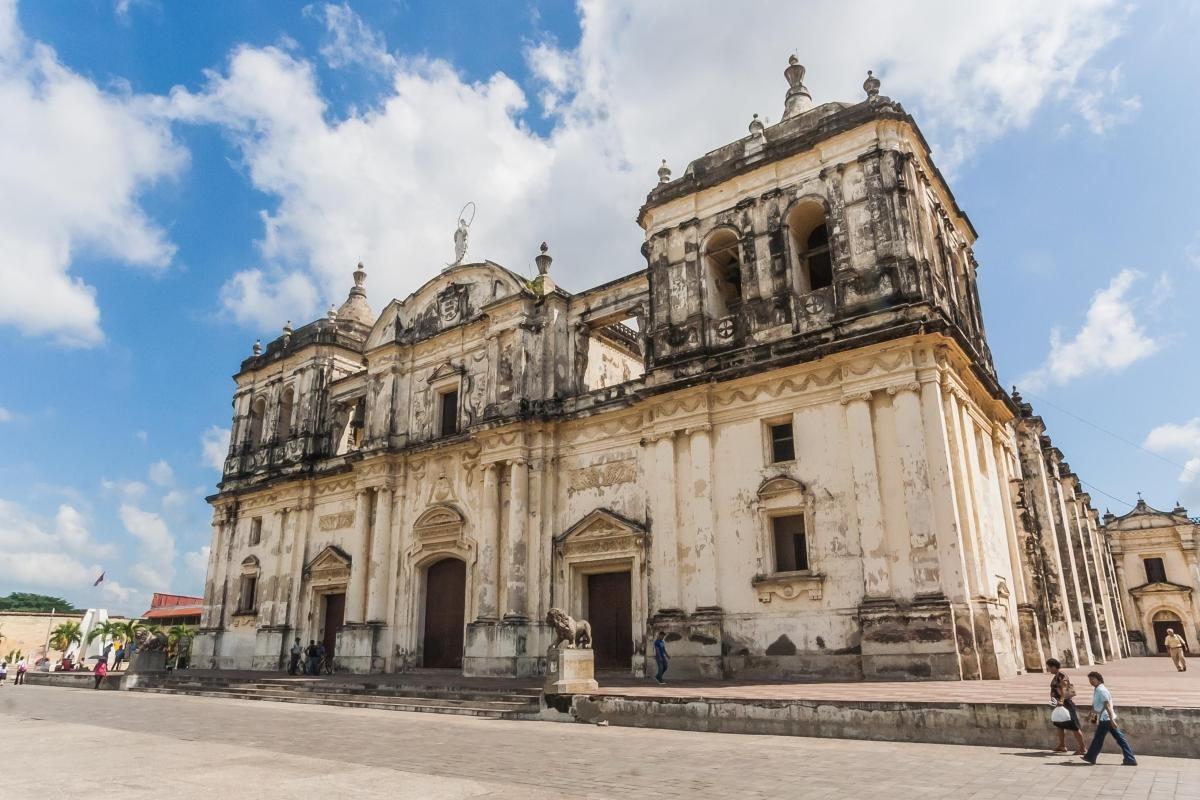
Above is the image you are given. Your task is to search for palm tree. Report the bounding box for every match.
[166,624,194,670]
[111,618,145,652]
[86,619,123,648]
[49,620,83,655]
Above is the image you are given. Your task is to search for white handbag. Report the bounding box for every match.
[1051,705,1072,724]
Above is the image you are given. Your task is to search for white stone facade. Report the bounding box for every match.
[193,60,1126,680]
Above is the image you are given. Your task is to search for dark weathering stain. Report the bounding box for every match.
[689,632,718,645]
[765,634,797,656]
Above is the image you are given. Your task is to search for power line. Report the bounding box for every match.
[1076,479,1131,510]
[1019,389,1189,472]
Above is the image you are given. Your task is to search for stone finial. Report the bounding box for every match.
[863,69,881,100]
[327,304,338,322]
[657,159,672,184]
[282,320,293,336]
[535,241,553,276]
[782,55,812,119]
[748,113,765,138]
[350,262,367,298]
[252,339,262,356]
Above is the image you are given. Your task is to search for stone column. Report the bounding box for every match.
[944,389,985,598]
[687,425,719,610]
[345,488,372,624]
[843,391,890,598]
[890,382,939,593]
[285,500,313,634]
[474,463,500,621]
[200,518,223,628]
[366,487,393,623]
[649,432,681,613]
[918,380,971,602]
[504,458,529,619]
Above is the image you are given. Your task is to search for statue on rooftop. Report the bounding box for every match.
[448,201,476,268]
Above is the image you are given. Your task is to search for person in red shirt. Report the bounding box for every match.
[93,659,108,690]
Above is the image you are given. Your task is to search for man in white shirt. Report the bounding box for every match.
[1163,628,1188,672]
[1081,671,1137,766]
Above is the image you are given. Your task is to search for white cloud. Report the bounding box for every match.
[161,489,189,513]
[1186,231,1200,271]
[0,0,188,345]
[135,430,148,443]
[1144,418,1200,507]
[184,545,210,582]
[119,503,176,588]
[148,459,174,487]
[305,2,396,74]
[1072,65,1140,135]
[157,1,1128,331]
[0,406,11,422]
[1020,269,1159,390]
[101,478,148,500]
[0,499,107,593]
[200,425,231,471]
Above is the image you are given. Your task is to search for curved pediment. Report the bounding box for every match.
[413,504,465,531]
[366,262,529,350]
[757,476,806,499]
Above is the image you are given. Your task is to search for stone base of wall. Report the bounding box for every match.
[336,623,385,673]
[252,626,287,671]
[463,619,544,677]
[570,694,1200,759]
[859,595,966,681]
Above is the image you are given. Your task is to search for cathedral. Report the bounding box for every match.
[194,58,1129,680]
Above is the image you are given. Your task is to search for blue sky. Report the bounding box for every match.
[1,1,1197,615]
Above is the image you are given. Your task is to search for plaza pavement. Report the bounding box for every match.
[1,682,1198,799]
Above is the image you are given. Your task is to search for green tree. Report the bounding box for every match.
[166,624,194,670]
[49,620,83,654]
[111,619,145,651]
[86,619,124,648]
[0,592,81,612]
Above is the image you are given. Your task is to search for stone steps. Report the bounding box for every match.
[128,679,542,719]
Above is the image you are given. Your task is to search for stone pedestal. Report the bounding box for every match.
[252,625,287,671]
[128,650,168,674]
[463,619,544,677]
[336,622,384,673]
[647,610,723,679]
[858,595,967,681]
[190,628,221,670]
[544,646,598,695]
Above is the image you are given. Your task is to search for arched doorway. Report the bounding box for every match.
[423,558,466,668]
[1151,610,1187,655]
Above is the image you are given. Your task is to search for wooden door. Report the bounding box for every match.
[587,571,633,670]
[423,559,466,668]
[1153,620,1186,654]
[322,593,345,656]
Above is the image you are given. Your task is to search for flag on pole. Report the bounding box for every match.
[93,572,105,586]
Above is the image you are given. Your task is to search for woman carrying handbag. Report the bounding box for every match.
[1046,658,1086,755]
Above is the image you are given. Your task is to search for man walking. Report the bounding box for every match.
[288,637,303,675]
[1164,628,1188,672]
[653,631,669,685]
[1046,658,1085,755]
[1081,671,1137,766]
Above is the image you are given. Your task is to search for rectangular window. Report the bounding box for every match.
[439,389,459,437]
[238,575,257,613]
[1144,557,1167,584]
[249,516,262,546]
[772,514,808,573]
[769,422,795,463]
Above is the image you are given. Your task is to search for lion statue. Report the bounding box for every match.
[546,607,592,649]
[134,627,169,653]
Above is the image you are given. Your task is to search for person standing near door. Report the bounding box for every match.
[653,631,669,685]
[288,637,303,675]
[1164,628,1188,672]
